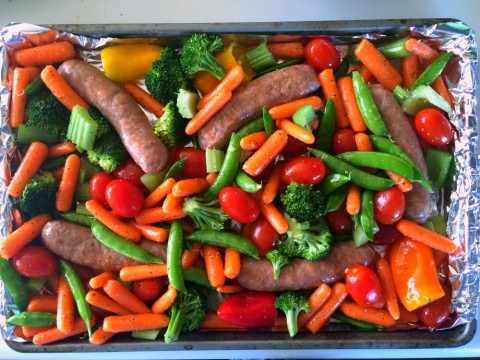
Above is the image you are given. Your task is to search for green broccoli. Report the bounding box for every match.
[280,182,326,223]
[88,107,113,139]
[274,292,310,337]
[87,131,128,172]
[24,89,71,138]
[16,171,58,219]
[266,249,290,280]
[182,196,230,231]
[180,33,226,80]
[164,287,206,343]
[145,47,186,104]
[153,101,187,147]
[277,215,332,261]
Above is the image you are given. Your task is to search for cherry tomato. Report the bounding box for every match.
[374,187,405,225]
[250,215,279,257]
[105,179,144,218]
[12,246,57,278]
[281,135,308,157]
[414,108,453,147]
[305,38,340,73]
[325,203,353,234]
[173,147,207,179]
[219,186,260,224]
[112,158,145,189]
[373,223,404,246]
[89,172,114,209]
[418,282,452,328]
[332,128,357,154]
[217,291,277,328]
[280,157,326,186]
[345,265,385,308]
[133,277,164,303]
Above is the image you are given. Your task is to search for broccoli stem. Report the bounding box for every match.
[201,52,226,80]
[286,309,299,337]
[164,306,184,344]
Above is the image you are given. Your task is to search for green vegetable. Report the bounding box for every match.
[16,124,59,145]
[245,43,277,73]
[140,172,166,192]
[17,171,58,219]
[182,196,230,231]
[23,75,46,95]
[263,106,276,137]
[180,34,226,80]
[167,220,186,292]
[59,211,94,227]
[331,311,381,330]
[325,184,348,213]
[236,117,265,139]
[132,329,160,341]
[0,258,29,311]
[351,71,390,137]
[206,148,225,173]
[7,311,56,327]
[425,147,453,189]
[293,104,316,133]
[318,173,350,195]
[59,259,92,337]
[376,37,410,58]
[280,182,325,223]
[186,230,260,259]
[67,105,99,151]
[74,182,91,202]
[91,218,163,264]
[314,98,336,152]
[39,155,68,171]
[352,213,378,247]
[274,292,310,337]
[27,277,47,293]
[411,51,453,90]
[334,56,350,80]
[176,88,199,119]
[163,158,187,181]
[360,189,375,240]
[254,58,303,78]
[182,267,213,289]
[235,169,262,193]
[266,249,290,280]
[153,101,187,148]
[88,107,113,139]
[400,85,452,115]
[87,131,129,172]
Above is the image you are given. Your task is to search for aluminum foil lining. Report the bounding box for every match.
[0,21,479,342]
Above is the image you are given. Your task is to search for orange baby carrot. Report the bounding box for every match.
[85,290,131,315]
[103,313,170,333]
[181,241,201,269]
[386,171,413,192]
[261,165,282,204]
[256,193,289,235]
[103,280,152,314]
[89,272,116,289]
[339,300,397,327]
[205,173,218,186]
[216,284,245,294]
[172,178,210,197]
[25,30,59,46]
[124,82,164,118]
[268,96,322,120]
[33,317,96,345]
[346,184,361,216]
[135,206,186,225]
[395,219,458,253]
[242,129,288,177]
[402,54,421,89]
[276,118,315,145]
[200,312,246,331]
[8,141,49,198]
[354,39,403,91]
[203,245,226,288]
[10,67,30,128]
[240,131,267,151]
[47,141,76,158]
[319,69,350,128]
[375,258,400,320]
[297,283,332,329]
[267,42,305,59]
[337,76,367,132]
[56,153,81,211]
[151,285,177,314]
[162,193,184,213]
[57,275,75,333]
[119,264,168,282]
[354,133,372,151]
[85,199,141,242]
[40,65,90,111]
[224,248,241,279]
[27,295,58,313]
[89,326,115,345]
[404,38,439,61]
[143,177,176,208]
[52,167,64,182]
[14,41,76,67]
[358,65,373,83]
[11,208,24,229]
[126,220,169,242]
[432,75,454,108]
[22,325,55,338]
[0,213,51,259]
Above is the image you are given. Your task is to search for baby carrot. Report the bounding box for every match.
[151,285,177,314]
[143,177,176,209]
[57,275,75,334]
[135,206,186,225]
[268,96,322,120]
[375,258,400,320]
[47,141,76,158]
[256,193,289,235]
[216,284,245,294]
[386,171,413,192]
[89,326,116,345]
[22,325,55,338]
[10,67,30,128]
[297,283,332,329]
[354,133,372,151]
[124,82,164,118]
[103,313,169,333]
[267,42,305,59]
[119,264,168,282]
[402,54,421,89]
[203,245,225,288]
[337,76,367,132]
[224,248,241,279]
[126,220,169,242]
[27,295,58,313]
[404,38,440,61]
[56,153,81,211]
[181,241,201,269]
[103,280,152,314]
[319,69,350,128]
[432,75,454,108]
[339,300,397,327]
[205,173,218,186]
[261,165,282,205]
[85,290,131,315]
[25,30,59,46]
[240,131,267,151]
[33,317,96,345]
[11,208,24,229]
[346,184,361,216]
[200,312,246,331]
[276,118,315,145]
[14,41,76,67]
[172,178,210,197]
[89,272,116,289]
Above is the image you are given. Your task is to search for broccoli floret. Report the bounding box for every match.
[277,215,332,261]
[274,292,310,337]
[24,90,71,138]
[164,287,206,343]
[87,131,128,172]
[266,249,290,280]
[17,171,58,219]
[280,182,326,223]
[182,196,230,231]
[180,33,226,80]
[145,47,186,104]
[153,101,187,147]
[88,107,113,138]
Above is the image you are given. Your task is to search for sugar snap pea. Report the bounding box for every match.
[376,37,410,58]
[0,258,29,311]
[7,311,56,327]
[182,267,213,289]
[325,184,348,213]
[263,106,275,137]
[332,311,382,330]
[186,230,259,259]
[314,98,336,152]
[360,189,374,240]
[318,173,350,195]
[236,117,265,139]
[59,211,94,227]
[235,169,262,193]
[163,158,187,181]
[167,220,186,292]
[411,51,453,90]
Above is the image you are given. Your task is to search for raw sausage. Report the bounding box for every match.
[369,84,431,223]
[41,220,166,272]
[237,241,375,291]
[58,59,168,173]
[198,64,320,150]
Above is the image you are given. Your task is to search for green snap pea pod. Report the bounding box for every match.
[336,151,414,181]
[369,135,432,192]
[236,117,265,139]
[314,98,336,152]
[263,107,276,137]
[411,51,453,90]
[186,230,259,259]
[352,213,378,247]
[23,75,46,95]
[7,311,56,327]
[204,133,241,199]
[27,277,47,293]
[39,155,69,171]
[235,169,262,193]
[376,37,410,58]
[254,58,304,78]
[334,56,350,80]
[425,147,453,189]
[167,220,186,292]
[59,259,92,337]
[310,149,395,191]
[163,158,187,182]
[351,71,390,137]
[325,184,348,213]
[91,218,163,264]
[318,173,350,195]
[0,258,29,311]
[331,311,382,330]
[182,267,213,289]
[360,189,374,240]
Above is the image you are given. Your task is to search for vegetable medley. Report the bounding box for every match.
[0,28,462,346]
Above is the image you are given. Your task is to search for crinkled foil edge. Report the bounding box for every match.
[0,21,479,343]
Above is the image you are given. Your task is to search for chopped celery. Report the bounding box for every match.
[245,43,277,72]
[176,88,198,119]
[132,329,160,340]
[425,148,453,189]
[16,124,59,145]
[67,105,99,151]
[206,148,225,173]
[293,104,316,133]
[401,85,452,116]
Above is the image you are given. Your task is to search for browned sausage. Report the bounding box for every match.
[198,64,320,150]
[369,84,431,223]
[58,59,168,173]
[237,241,375,292]
[41,220,166,272]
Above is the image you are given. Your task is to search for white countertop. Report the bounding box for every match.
[1,0,479,358]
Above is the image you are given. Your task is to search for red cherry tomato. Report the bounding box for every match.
[374,187,405,225]
[133,277,164,303]
[219,186,260,224]
[217,291,277,328]
[12,246,57,278]
[418,282,452,328]
[89,172,114,209]
[325,203,353,234]
[250,215,279,257]
[112,158,145,189]
[414,108,453,147]
[373,223,404,245]
[174,147,207,178]
[345,265,385,308]
[280,157,326,186]
[105,179,144,218]
[332,128,357,154]
[281,136,308,157]
[305,38,340,73]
